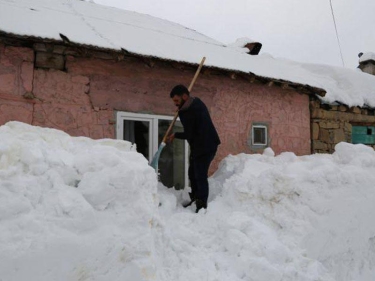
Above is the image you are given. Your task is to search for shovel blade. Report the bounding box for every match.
[150,142,166,171]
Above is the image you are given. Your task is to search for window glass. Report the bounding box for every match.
[252,125,267,145]
[158,120,185,189]
[118,112,187,190]
[123,120,150,159]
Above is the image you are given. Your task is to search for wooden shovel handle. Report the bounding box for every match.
[162,57,206,143]
[188,57,206,92]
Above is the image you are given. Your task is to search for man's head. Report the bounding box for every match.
[170,84,190,108]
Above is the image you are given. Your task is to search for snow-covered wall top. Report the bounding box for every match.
[360,52,375,63]
[1,0,375,108]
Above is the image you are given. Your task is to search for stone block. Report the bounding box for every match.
[312,140,328,151]
[319,121,340,129]
[332,128,345,143]
[311,108,325,118]
[35,52,65,70]
[324,111,342,121]
[339,105,347,112]
[312,123,319,140]
[310,100,320,108]
[350,106,361,114]
[344,122,352,133]
[330,105,338,111]
[320,128,330,143]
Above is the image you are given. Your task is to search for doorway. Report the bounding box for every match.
[116,112,188,189]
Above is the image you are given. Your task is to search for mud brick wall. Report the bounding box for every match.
[0,38,312,172]
[0,41,115,139]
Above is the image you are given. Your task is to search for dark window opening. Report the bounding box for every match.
[123,120,149,159]
[252,125,267,145]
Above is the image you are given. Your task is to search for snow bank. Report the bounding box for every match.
[206,143,375,280]
[1,122,375,281]
[0,121,159,280]
[158,143,375,281]
[360,52,375,63]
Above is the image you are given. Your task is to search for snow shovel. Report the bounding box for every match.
[150,56,206,171]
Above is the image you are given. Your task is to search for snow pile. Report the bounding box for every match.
[360,52,375,63]
[205,144,375,280]
[157,143,375,281]
[1,122,375,280]
[0,121,159,280]
[226,37,258,54]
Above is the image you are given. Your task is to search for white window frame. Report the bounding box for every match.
[252,125,268,146]
[117,114,154,160]
[116,111,189,187]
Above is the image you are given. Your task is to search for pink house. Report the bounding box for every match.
[1,0,375,188]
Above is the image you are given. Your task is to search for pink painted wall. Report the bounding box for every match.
[210,84,310,166]
[0,44,34,124]
[32,68,114,138]
[0,43,311,172]
[0,43,114,139]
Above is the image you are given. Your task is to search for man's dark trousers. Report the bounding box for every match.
[188,149,217,204]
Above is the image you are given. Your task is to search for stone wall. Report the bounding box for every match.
[310,99,375,153]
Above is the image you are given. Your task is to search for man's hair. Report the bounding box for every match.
[170,84,189,98]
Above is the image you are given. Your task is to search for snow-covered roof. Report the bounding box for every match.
[359,52,375,63]
[1,0,375,108]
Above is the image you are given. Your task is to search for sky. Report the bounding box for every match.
[1,121,375,280]
[93,0,375,70]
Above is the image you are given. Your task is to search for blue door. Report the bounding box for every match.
[352,126,375,144]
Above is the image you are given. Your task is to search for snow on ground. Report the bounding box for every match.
[0,122,159,280]
[1,122,375,281]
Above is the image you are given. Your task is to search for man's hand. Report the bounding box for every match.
[166,133,175,143]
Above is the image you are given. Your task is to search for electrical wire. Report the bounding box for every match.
[329,0,345,67]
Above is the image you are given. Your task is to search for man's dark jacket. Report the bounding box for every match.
[174,97,220,157]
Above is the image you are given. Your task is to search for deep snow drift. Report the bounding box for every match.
[1,122,375,281]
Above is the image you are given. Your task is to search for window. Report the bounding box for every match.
[117,112,188,189]
[252,124,268,145]
[352,125,375,144]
